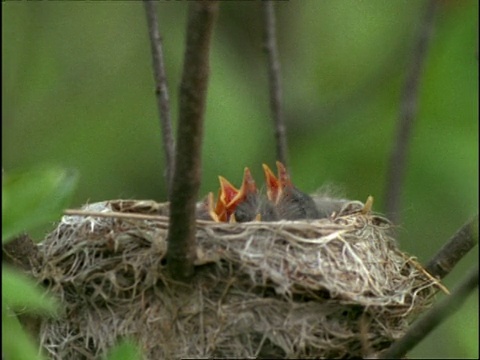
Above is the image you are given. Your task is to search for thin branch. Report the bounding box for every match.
[144,0,175,199]
[262,0,288,166]
[378,265,479,359]
[384,0,438,223]
[167,1,219,281]
[425,214,479,279]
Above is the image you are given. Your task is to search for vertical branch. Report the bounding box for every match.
[167,1,219,281]
[262,0,288,166]
[144,0,175,198]
[384,0,438,223]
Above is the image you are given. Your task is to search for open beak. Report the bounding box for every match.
[218,176,239,206]
[215,176,240,221]
[275,161,293,190]
[208,165,283,222]
[263,161,292,203]
[227,168,257,207]
[262,163,281,203]
[206,192,221,222]
[213,168,261,223]
[227,168,258,223]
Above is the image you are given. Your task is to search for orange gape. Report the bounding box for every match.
[207,168,258,223]
[205,161,319,223]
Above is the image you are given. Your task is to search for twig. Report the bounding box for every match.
[64,209,168,221]
[425,214,479,279]
[378,265,479,359]
[144,0,175,198]
[64,209,217,225]
[167,1,219,281]
[384,0,438,223]
[262,0,288,166]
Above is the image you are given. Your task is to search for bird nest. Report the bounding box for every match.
[32,198,444,359]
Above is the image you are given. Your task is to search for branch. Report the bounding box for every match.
[384,0,438,223]
[144,0,175,198]
[378,215,478,358]
[262,0,288,166]
[425,214,478,279]
[378,265,479,359]
[166,1,219,281]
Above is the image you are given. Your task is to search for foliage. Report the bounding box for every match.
[105,339,142,360]
[2,167,77,360]
[2,167,141,359]
[2,167,78,243]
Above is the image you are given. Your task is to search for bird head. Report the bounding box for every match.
[216,176,240,221]
[262,163,281,203]
[228,168,257,206]
[262,161,293,204]
[208,168,259,222]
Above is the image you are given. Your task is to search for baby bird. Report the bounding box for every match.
[197,168,273,222]
[196,176,240,222]
[217,176,241,221]
[198,162,329,222]
[232,168,278,222]
[263,161,319,220]
[311,196,349,218]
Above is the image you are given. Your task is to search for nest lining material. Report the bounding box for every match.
[33,199,442,359]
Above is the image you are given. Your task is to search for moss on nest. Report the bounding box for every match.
[33,199,443,359]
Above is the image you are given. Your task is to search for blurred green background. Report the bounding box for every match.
[2,1,478,358]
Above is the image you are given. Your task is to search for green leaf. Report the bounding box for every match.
[2,266,59,315]
[2,166,78,243]
[105,338,142,360]
[2,305,47,360]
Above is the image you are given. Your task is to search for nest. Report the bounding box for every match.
[32,199,443,359]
